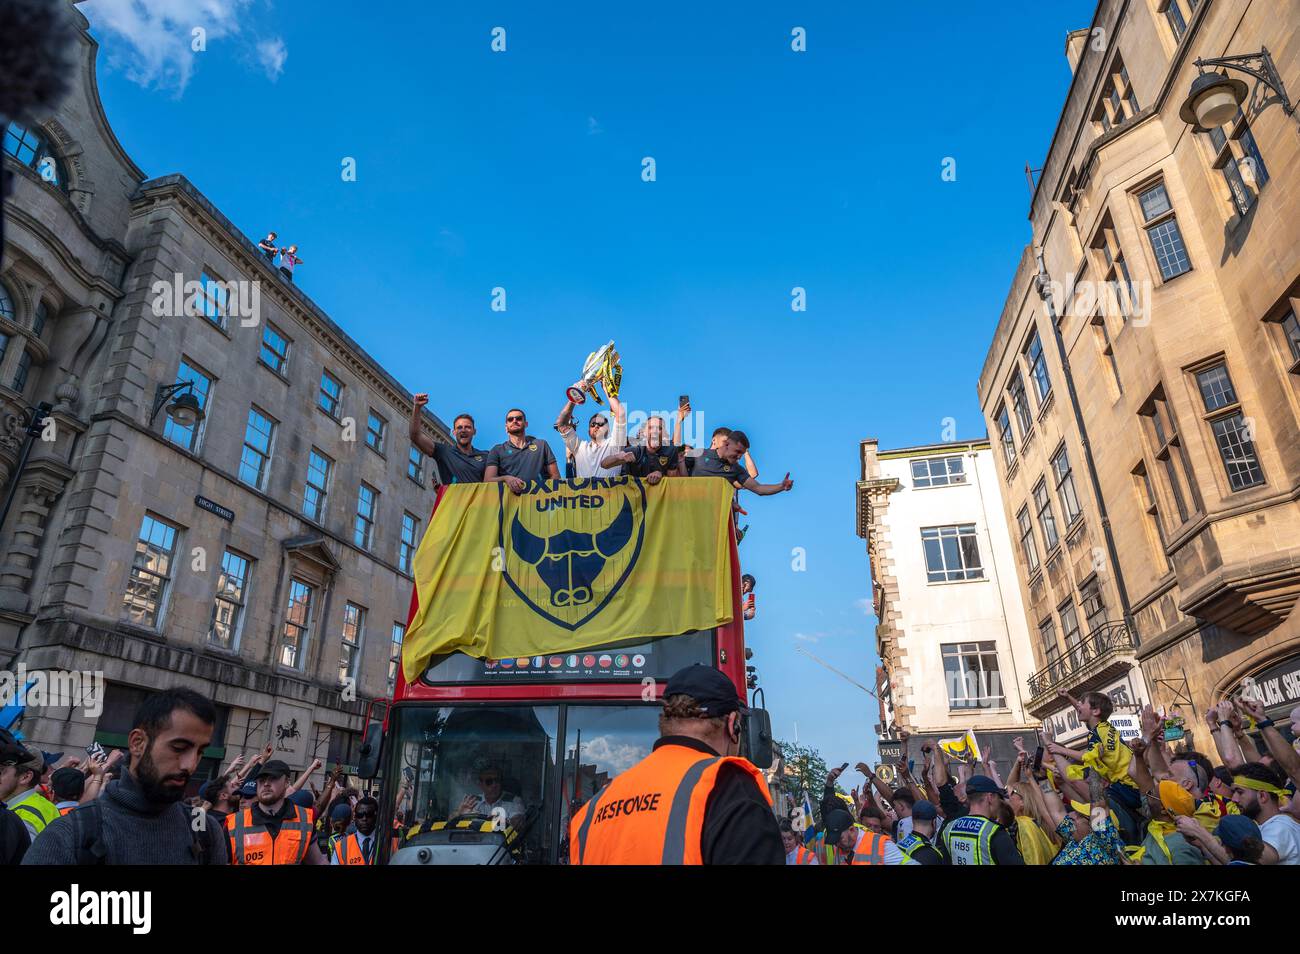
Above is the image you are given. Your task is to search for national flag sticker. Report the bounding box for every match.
[499,658,514,669]
[485,659,499,669]
[614,654,630,668]
[583,654,597,667]
[632,654,646,667]
[566,655,579,668]
[548,656,563,669]
[598,654,612,668]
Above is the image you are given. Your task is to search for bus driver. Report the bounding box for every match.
[453,757,526,831]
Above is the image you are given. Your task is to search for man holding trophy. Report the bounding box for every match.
[555,340,627,480]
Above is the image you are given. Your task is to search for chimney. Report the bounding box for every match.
[1065,28,1090,74]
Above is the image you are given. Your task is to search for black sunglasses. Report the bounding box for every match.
[506,416,525,423]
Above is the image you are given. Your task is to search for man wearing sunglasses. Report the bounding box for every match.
[484,409,560,494]
[454,758,525,831]
[555,387,626,479]
[331,796,380,865]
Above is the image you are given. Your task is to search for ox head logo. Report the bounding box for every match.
[500,479,646,630]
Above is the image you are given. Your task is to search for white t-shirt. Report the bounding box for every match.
[562,418,627,478]
[1260,812,1300,864]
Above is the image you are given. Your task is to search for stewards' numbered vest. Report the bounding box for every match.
[333,832,375,866]
[942,814,1003,865]
[11,792,60,836]
[569,743,771,865]
[847,825,891,865]
[225,804,314,865]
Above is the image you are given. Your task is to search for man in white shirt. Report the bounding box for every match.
[454,758,525,831]
[1231,762,1299,864]
[555,388,625,479]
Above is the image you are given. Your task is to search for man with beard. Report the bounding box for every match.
[21,687,229,864]
[484,408,560,494]
[226,760,326,865]
[691,430,792,496]
[601,415,686,484]
[1230,761,1300,864]
[331,796,380,864]
[410,396,488,484]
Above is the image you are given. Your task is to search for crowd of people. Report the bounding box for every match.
[1,688,388,865]
[779,689,1300,865]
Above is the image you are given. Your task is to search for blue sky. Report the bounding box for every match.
[83,0,1097,776]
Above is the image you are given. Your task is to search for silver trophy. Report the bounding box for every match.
[565,340,621,406]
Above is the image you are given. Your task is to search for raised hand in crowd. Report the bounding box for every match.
[1234,695,1300,787]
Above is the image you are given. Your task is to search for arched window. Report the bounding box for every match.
[0,281,15,322]
[3,121,66,191]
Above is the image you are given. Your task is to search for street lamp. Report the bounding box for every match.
[1178,47,1294,128]
[150,381,205,427]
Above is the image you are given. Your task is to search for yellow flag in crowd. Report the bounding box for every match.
[938,729,982,764]
[402,477,736,682]
[1081,720,1136,786]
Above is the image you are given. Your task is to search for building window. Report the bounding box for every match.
[399,512,420,574]
[32,302,48,337]
[1080,580,1107,636]
[1008,370,1032,435]
[1034,478,1060,552]
[921,524,984,583]
[388,623,406,694]
[941,642,1006,710]
[1092,55,1141,133]
[210,550,251,650]
[279,579,314,669]
[198,270,229,327]
[339,602,366,685]
[162,358,213,452]
[1195,363,1264,491]
[1092,217,1134,321]
[12,349,32,392]
[1140,388,1198,523]
[1017,506,1040,574]
[1138,183,1191,280]
[260,324,290,374]
[123,514,179,629]
[1094,317,1123,394]
[303,448,332,522]
[0,282,14,321]
[0,333,8,366]
[1059,600,1083,667]
[1280,309,1300,366]
[911,455,965,488]
[3,121,65,189]
[319,371,343,419]
[1051,445,1083,526]
[238,406,277,490]
[1163,0,1188,40]
[355,483,378,550]
[996,405,1016,467]
[408,446,425,485]
[1132,462,1169,573]
[366,410,387,453]
[1025,330,1051,402]
[1038,618,1061,666]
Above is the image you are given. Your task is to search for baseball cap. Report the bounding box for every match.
[51,767,86,801]
[965,774,1007,798]
[823,808,853,840]
[288,789,315,810]
[330,801,353,822]
[911,799,939,822]
[199,778,223,802]
[254,759,292,780]
[238,781,257,798]
[663,664,748,718]
[1214,814,1261,851]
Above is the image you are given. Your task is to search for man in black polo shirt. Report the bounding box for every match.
[484,408,560,494]
[692,430,793,496]
[600,416,686,484]
[410,394,488,484]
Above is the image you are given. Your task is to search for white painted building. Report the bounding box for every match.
[856,439,1039,765]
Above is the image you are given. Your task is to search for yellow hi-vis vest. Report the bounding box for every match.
[11,790,60,836]
[942,814,1003,865]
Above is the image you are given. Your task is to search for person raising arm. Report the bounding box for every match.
[690,430,792,496]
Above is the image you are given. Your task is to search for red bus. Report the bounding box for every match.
[359,518,773,865]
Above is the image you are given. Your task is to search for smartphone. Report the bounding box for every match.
[85,741,106,761]
[838,762,849,773]
[1032,745,1044,772]
[679,394,689,408]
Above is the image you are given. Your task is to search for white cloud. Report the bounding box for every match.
[256,37,287,80]
[855,598,872,615]
[579,735,647,774]
[83,0,256,93]
[587,115,603,136]
[794,631,824,643]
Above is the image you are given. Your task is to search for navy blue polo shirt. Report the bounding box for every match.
[691,448,748,488]
[486,436,557,482]
[432,442,488,484]
[622,443,682,478]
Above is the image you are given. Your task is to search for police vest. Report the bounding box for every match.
[847,825,891,865]
[11,791,60,835]
[333,832,375,865]
[226,804,314,865]
[569,743,771,865]
[942,814,1003,865]
[896,831,933,863]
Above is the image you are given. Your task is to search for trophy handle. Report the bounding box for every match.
[566,386,587,405]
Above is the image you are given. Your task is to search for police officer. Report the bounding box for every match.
[569,664,783,865]
[896,799,946,864]
[484,409,560,495]
[410,397,488,484]
[941,775,1024,865]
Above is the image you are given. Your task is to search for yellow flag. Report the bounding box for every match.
[1081,721,1135,786]
[402,477,736,681]
[938,729,982,764]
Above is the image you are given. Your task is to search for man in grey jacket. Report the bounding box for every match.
[23,687,229,865]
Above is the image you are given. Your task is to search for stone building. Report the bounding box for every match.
[855,439,1039,765]
[1,4,451,786]
[977,0,1300,747]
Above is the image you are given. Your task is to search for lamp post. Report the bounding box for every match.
[0,401,53,532]
[150,381,205,428]
[1178,47,1295,129]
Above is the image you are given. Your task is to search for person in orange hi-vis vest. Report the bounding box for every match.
[332,796,380,865]
[569,664,784,865]
[226,760,327,865]
[823,808,909,864]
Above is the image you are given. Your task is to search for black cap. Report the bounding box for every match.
[254,759,292,780]
[663,664,748,718]
[965,774,1008,798]
[824,808,853,839]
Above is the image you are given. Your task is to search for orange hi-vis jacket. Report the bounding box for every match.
[333,831,375,866]
[846,825,890,865]
[569,742,772,865]
[226,804,314,865]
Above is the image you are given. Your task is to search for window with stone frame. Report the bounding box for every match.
[388,622,406,694]
[1093,315,1123,396]
[1059,600,1084,669]
[3,121,66,190]
[238,406,277,490]
[210,549,252,651]
[354,483,379,550]
[1090,54,1141,134]
[198,269,230,327]
[1139,385,1200,525]
[1193,362,1264,491]
[1039,617,1061,667]
[1276,308,1300,372]
[1132,461,1170,573]
[1091,214,1135,322]
[303,448,332,523]
[1024,328,1052,403]
[279,578,314,669]
[996,404,1017,467]
[319,370,343,419]
[163,357,213,453]
[1080,579,1107,637]
[1199,110,1270,217]
[338,602,366,685]
[1160,0,1200,42]
[366,409,387,454]
[1051,444,1083,526]
[260,323,290,374]
[408,446,425,485]
[399,511,420,574]
[1017,505,1040,574]
[1137,182,1191,281]
[123,514,180,629]
[1033,477,1060,552]
[1008,370,1032,435]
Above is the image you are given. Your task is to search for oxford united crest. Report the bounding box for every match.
[500,477,645,629]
